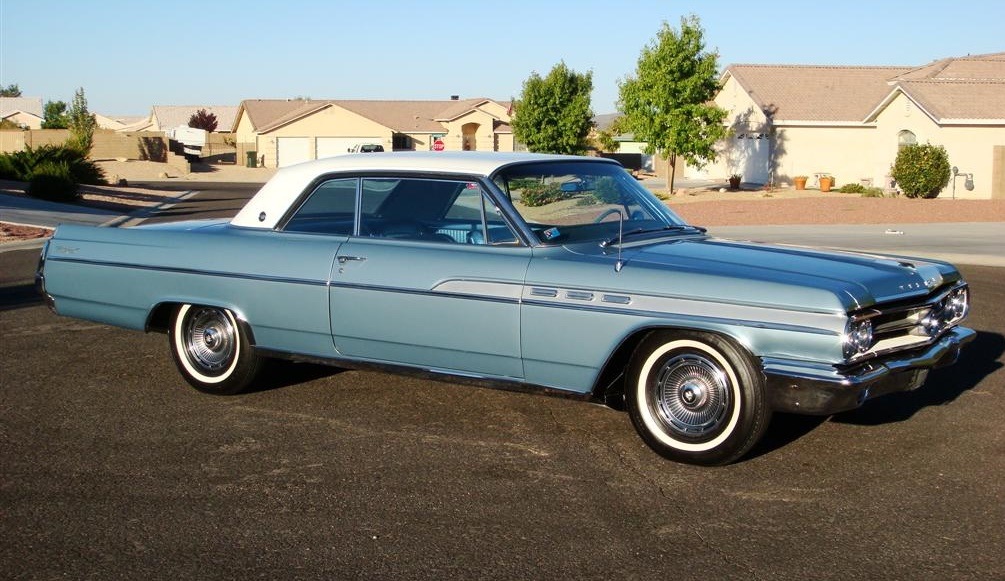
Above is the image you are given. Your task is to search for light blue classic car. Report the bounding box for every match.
[36,152,974,465]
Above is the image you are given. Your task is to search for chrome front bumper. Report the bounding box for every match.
[763,326,977,415]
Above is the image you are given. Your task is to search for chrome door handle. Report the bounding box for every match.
[337,255,367,264]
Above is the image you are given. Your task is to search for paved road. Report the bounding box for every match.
[712,223,1005,268]
[2,248,1003,579]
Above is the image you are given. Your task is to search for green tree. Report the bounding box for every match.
[617,15,728,190]
[66,87,97,154]
[42,100,69,129]
[890,143,951,198]
[511,62,594,155]
[0,83,21,97]
[188,108,218,132]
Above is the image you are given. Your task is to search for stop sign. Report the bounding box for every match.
[432,139,445,151]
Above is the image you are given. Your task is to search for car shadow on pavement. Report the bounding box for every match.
[0,283,42,312]
[745,413,829,460]
[833,330,1004,426]
[244,360,347,393]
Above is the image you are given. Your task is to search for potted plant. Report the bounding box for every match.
[728,173,742,190]
[819,175,834,192]
[793,175,808,190]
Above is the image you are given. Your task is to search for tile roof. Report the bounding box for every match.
[886,52,1005,121]
[151,105,239,131]
[727,52,1005,125]
[239,97,511,134]
[725,65,913,122]
[0,96,43,118]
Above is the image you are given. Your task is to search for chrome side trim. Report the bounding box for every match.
[254,348,599,402]
[44,256,329,288]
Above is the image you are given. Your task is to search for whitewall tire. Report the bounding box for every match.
[169,304,261,395]
[626,331,771,465]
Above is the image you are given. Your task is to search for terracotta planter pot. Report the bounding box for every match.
[794,176,808,190]
[819,177,834,192]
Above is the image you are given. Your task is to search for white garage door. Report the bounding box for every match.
[276,137,311,167]
[317,137,384,159]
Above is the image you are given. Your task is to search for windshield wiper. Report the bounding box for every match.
[601,225,693,247]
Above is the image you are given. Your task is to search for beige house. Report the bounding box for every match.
[695,52,1005,199]
[232,97,514,168]
[0,96,44,129]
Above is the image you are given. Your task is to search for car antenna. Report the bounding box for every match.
[615,209,625,272]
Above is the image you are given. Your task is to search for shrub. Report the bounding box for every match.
[0,144,105,185]
[861,187,885,198]
[519,182,566,207]
[891,144,950,199]
[26,160,78,202]
[837,183,866,193]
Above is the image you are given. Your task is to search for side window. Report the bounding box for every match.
[449,185,517,245]
[284,178,357,235]
[357,178,517,245]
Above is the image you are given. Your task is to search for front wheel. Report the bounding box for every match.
[169,304,262,395]
[626,331,771,465]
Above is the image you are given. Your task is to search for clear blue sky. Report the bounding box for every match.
[2,0,1002,116]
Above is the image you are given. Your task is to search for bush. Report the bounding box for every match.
[0,144,105,185]
[861,187,885,198]
[519,182,567,207]
[26,160,78,202]
[891,144,950,199]
[837,183,866,193]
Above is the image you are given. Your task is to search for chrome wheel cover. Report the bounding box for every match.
[183,308,236,375]
[651,353,732,439]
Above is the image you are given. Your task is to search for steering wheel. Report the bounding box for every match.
[593,208,624,223]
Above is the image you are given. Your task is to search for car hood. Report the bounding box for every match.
[561,235,961,312]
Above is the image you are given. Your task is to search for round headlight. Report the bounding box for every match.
[947,287,969,321]
[843,318,874,359]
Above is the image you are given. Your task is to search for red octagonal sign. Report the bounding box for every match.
[432,139,445,151]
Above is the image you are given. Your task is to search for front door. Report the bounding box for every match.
[329,176,529,378]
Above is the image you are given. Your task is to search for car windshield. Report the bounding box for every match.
[493,161,691,245]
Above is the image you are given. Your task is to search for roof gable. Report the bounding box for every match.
[237,97,512,135]
[724,65,912,123]
[0,96,43,118]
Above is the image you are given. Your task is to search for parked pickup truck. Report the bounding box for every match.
[348,143,384,153]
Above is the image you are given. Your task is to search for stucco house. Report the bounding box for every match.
[694,52,1005,199]
[0,96,44,129]
[232,97,514,168]
[119,105,239,133]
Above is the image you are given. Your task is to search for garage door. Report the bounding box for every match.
[317,137,383,159]
[277,137,311,167]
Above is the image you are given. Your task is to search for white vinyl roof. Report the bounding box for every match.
[231,152,601,229]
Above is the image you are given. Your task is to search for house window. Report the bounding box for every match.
[898,130,917,149]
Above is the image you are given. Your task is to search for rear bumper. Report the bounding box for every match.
[764,326,976,415]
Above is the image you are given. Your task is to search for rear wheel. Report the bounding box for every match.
[626,331,770,465]
[169,304,261,395]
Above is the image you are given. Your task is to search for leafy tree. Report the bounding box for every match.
[42,100,69,129]
[891,143,951,198]
[67,87,97,154]
[617,15,728,190]
[188,108,218,132]
[511,62,594,155]
[0,83,21,97]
